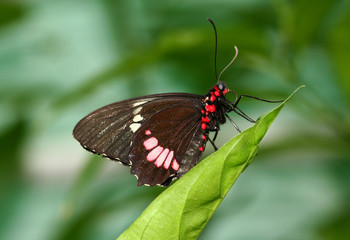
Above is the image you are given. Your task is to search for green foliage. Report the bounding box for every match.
[118,87,303,240]
[1,0,349,239]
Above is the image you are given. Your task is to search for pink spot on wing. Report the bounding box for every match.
[163,151,174,169]
[172,159,179,171]
[143,137,158,150]
[145,130,151,135]
[147,146,163,162]
[155,148,169,167]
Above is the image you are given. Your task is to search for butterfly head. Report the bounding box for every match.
[214,81,228,96]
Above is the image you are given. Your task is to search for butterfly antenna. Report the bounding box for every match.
[208,18,218,81]
[217,46,238,82]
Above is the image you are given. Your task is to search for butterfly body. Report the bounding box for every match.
[73,82,233,186]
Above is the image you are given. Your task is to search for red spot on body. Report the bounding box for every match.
[201,123,207,129]
[163,151,174,169]
[214,86,219,91]
[147,146,163,161]
[145,130,151,135]
[155,148,169,167]
[214,91,220,96]
[199,147,204,152]
[202,116,209,122]
[143,137,158,150]
[210,95,216,101]
[205,104,216,112]
[172,159,179,171]
[201,109,205,114]
[223,88,228,95]
[202,135,207,140]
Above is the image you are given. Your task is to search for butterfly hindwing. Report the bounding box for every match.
[129,101,205,186]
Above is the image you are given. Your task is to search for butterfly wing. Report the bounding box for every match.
[73,93,207,186]
[129,102,207,186]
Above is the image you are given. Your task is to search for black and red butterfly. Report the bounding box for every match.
[73,19,282,187]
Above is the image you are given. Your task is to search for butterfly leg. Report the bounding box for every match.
[234,94,284,107]
[225,113,241,133]
[219,97,255,123]
[232,107,256,123]
[231,95,283,123]
[208,137,218,151]
[212,127,219,141]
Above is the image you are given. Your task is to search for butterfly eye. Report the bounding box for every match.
[217,82,225,91]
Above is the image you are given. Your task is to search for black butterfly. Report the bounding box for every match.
[73,19,282,187]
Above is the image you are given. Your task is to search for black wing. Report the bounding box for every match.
[73,93,207,186]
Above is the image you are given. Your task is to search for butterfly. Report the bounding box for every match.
[73,19,282,187]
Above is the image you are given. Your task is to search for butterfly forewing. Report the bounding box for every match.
[73,95,162,165]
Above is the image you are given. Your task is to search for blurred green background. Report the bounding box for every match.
[0,0,349,239]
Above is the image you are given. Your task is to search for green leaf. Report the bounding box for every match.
[117,86,304,240]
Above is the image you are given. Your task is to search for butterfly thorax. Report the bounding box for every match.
[201,82,229,129]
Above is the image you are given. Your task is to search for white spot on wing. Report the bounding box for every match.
[133,101,147,107]
[133,107,142,115]
[129,123,141,132]
[133,114,143,122]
